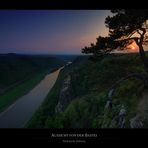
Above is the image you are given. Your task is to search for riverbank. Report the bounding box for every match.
[0,71,48,113]
[0,67,63,128]
[0,54,66,113]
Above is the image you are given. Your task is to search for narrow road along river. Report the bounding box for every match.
[0,67,64,128]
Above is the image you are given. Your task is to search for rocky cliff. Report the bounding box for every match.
[27,54,148,128]
[55,74,75,113]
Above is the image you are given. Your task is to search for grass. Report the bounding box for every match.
[0,71,47,112]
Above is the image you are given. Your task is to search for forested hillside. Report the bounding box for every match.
[27,53,148,128]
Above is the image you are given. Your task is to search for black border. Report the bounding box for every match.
[0,0,146,9]
[0,0,148,145]
[0,128,147,144]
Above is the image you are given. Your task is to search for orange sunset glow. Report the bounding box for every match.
[127,41,139,52]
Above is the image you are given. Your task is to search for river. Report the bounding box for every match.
[0,67,64,128]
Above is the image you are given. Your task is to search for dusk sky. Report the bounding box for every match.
[0,10,111,55]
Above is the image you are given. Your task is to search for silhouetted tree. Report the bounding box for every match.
[82,35,124,60]
[82,10,148,72]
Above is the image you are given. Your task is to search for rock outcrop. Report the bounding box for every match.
[103,101,127,128]
[55,75,74,113]
[130,114,143,128]
[118,105,126,128]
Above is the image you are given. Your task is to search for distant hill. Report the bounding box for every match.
[0,53,66,91]
[52,54,80,62]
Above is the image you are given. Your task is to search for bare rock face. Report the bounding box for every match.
[108,104,127,128]
[55,102,63,113]
[55,75,74,113]
[130,114,143,128]
[109,116,118,128]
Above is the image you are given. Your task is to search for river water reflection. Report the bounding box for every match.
[0,67,64,128]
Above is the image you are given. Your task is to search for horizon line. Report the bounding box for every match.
[0,52,85,56]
